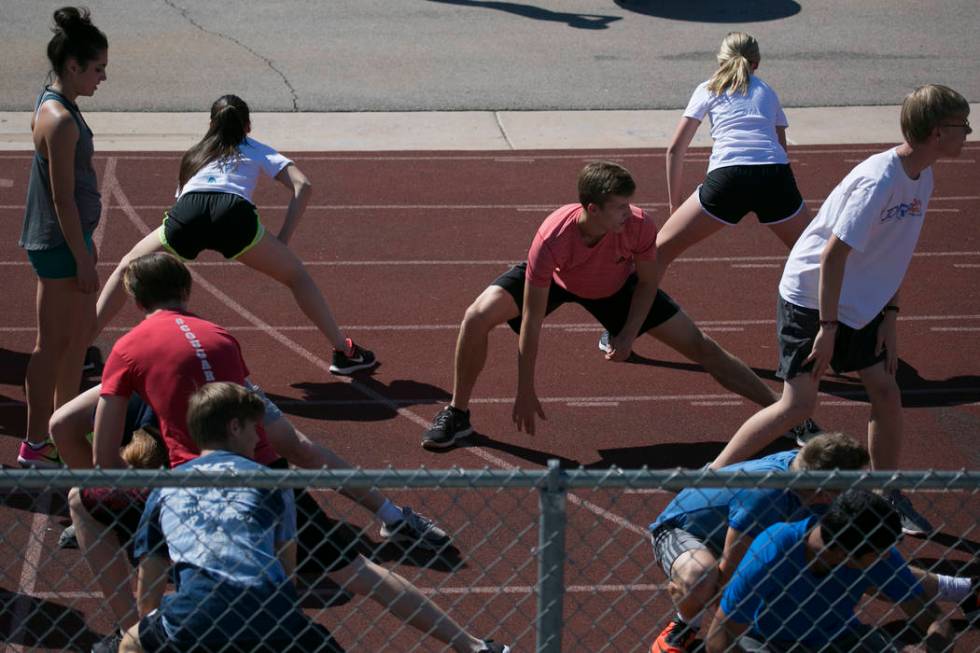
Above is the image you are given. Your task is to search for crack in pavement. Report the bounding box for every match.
[163,0,300,110]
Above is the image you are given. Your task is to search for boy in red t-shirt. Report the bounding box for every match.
[422,161,786,448]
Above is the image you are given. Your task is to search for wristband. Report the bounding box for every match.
[884,305,900,313]
[819,319,839,328]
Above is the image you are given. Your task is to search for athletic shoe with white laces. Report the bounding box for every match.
[90,630,123,653]
[784,418,823,446]
[422,405,473,449]
[329,338,378,375]
[887,490,934,536]
[17,439,64,469]
[379,506,451,550]
[479,640,511,653]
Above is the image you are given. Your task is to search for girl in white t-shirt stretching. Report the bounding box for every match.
[656,32,810,280]
[94,95,375,374]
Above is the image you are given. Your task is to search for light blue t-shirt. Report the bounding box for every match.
[134,451,300,645]
[720,518,923,646]
[649,450,806,551]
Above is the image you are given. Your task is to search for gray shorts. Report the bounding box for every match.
[651,526,712,578]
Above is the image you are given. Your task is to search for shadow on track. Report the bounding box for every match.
[427,0,621,30]
[614,0,800,22]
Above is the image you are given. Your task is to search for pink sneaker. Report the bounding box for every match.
[17,440,63,469]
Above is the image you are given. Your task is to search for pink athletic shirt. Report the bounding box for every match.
[525,203,657,299]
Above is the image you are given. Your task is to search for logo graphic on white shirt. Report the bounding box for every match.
[880,198,922,223]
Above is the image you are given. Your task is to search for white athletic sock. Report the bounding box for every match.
[936,574,973,602]
[377,499,403,526]
[678,611,703,628]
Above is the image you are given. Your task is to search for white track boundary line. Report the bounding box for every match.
[108,179,650,539]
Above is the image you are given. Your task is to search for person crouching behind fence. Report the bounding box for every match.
[120,382,512,653]
[647,433,869,652]
[119,381,344,653]
[705,489,954,653]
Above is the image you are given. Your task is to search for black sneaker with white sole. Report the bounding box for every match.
[379,506,451,550]
[422,405,473,449]
[785,418,823,446]
[887,490,934,536]
[329,338,378,375]
[479,640,511,653]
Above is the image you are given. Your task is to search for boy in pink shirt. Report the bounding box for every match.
[422,161,785,448]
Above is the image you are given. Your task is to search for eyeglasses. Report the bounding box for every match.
[940,122,972,135]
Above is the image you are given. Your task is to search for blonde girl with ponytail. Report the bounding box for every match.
[93,95,377,375]
[655,32,810,285]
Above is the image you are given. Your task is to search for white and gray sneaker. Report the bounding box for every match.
[785,418,823,446]
[379,506,451,550]
[479,640,512,653]
[888,490,934,536]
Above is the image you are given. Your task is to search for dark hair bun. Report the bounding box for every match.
[52,6,93,33]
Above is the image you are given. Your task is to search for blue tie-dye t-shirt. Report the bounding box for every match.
[133,451,300,644]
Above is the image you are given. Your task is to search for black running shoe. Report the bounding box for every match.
[91,630,123,653]
[479,640,511,653]
[379,506,451,550]
[422,405,473,450]
[329,338,377,375]
[960,580,980,623]
[83,345,103,375]
[598,330,612,354]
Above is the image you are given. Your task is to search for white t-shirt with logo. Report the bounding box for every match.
[779,148,933,328]
[683,76,789,172]
[177,137,292,201]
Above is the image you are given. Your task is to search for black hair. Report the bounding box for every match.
[47,7,108,77]
[178,95,251,189]
[819,489,901,558]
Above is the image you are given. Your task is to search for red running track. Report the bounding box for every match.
[0,145,978,651]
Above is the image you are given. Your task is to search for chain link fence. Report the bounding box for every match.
[0,466,977,652]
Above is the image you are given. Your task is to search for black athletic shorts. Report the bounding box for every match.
[161,191,265,260]
[491,262,680,335]
[698,164,804,225]
[775,295,887,380]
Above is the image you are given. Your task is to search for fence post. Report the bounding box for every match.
[536,458,567,653]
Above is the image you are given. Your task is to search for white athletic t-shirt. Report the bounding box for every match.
[684,76,789,172]
[177,138,292,201]
[779,148,933,329]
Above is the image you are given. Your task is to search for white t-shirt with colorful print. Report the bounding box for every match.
[779,147,933,328]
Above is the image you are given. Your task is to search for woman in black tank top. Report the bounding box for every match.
[17,8,108,469]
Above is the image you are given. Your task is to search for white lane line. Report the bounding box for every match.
[0,178,12,188]
[567,401,620,407]
[34,583,667,601]
[92,157,116,250]
[9,492,53,651]
[1,314,978,333]
[731,264,780,269]
[2,196,978,212]
[107,179,650,538]
[931,327,980,332]
[954,264,980,268]
[0,388,973,410]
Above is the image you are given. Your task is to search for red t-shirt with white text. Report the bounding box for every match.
[525,203,657,299]
[100,310,278,467]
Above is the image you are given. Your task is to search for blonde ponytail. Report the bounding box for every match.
[706,32,760,96]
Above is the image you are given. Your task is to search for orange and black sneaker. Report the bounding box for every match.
[651,619,697,653]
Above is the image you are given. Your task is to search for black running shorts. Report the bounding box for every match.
[491,262,680,335]
[698,164,804,225]
[161,191,265,260]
